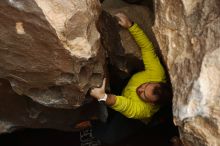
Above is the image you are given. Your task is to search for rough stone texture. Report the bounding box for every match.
[2,1,219,143]
[0,78,103,133]
[0,0,105,108]
[153,0,220,145]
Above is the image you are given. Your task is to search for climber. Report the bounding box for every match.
[90,12,172,144]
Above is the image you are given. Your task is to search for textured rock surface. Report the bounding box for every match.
[0,0,104,108]
[0,79,103,133]
[2,1,219,143]
[153,0,220,145]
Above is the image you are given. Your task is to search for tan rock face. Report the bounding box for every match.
[0,0,104,108]
[153,0,220,145]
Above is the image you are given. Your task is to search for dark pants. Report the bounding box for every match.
[91,110,146,144]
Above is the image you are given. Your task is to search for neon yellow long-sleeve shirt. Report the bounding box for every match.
[111,23,166,120]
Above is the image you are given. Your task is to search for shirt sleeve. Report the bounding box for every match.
[111,95,159,119]
[128,23,165,79]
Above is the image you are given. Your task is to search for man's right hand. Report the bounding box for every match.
[115,13,133,29]
[90,78,106,100]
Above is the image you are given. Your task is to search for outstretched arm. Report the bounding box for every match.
[128,24,163,72]
[116,13,165,76]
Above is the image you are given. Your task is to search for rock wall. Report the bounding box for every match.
[1,1,219,144]
[0,0,105,108]
[0,78,103,133]
[153,0,220,145]
[0,0,108,134]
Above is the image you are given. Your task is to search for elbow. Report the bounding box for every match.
[127,114,145,120]
[127,113,138,119]
[127,110,146,119]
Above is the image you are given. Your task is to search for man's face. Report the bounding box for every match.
[136,83,160,103]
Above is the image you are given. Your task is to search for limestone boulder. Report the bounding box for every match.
[153,0,220,145]
[0,0,105,108]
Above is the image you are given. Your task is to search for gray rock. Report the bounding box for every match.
[153,0,220,145]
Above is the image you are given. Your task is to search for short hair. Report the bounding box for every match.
[152,83,173,105]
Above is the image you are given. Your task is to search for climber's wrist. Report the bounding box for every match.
[98,93,108,102]
[105,94,116,106]
[128,21,134,28]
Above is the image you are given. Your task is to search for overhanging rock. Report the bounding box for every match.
[0,0,105,108]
